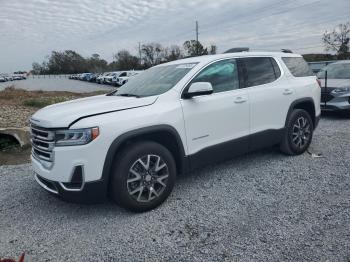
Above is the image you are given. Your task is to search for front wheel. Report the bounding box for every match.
[110,141,176,212]
[280,109,314,155]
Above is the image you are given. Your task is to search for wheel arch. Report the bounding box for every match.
[286,98,316,129]
[101,125,189,188]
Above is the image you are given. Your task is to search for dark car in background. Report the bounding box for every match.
[308,61,335,74]
[318,61,350,115]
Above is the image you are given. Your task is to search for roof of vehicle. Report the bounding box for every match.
[163,52,301,66]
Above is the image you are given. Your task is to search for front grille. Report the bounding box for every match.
[321,93,334,103]
[30,125,55,165]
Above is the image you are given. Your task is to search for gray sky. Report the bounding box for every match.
[0,0,349,73]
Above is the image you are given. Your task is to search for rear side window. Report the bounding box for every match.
[241,57,279,87]
[282,57,314,77]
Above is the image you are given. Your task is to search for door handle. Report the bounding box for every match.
[283,89,293,95]
[234,96,247,103]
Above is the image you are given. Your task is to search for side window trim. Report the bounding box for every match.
[180,58,240,98]
[237,59,247,89]
[270,57,282,80]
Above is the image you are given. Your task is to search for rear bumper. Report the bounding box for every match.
[34,173,107,203]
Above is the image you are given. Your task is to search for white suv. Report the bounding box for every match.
[30,52,321,212]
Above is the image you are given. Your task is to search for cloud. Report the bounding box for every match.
[0,0,348,72]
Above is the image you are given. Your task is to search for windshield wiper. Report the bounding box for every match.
[116,93,140,98]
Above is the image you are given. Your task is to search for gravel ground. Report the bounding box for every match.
[0,115,349,261]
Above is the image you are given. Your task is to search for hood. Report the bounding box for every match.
[31,94,157,128]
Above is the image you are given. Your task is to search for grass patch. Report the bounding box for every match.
[22,97,69,108]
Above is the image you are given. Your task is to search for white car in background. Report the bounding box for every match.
[104,71,120,85]
[0,76,6,82]
[114,71,143,86]
[96,72,111,84]
[5,75,14,81]
[12,75,22,80]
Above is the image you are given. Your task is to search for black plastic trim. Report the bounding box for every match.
[36,174,107,203]
[101,124,189,184]
[188,128,284,170]
[285,97,317,129]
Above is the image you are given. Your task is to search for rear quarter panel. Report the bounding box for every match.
[288,75,321,117]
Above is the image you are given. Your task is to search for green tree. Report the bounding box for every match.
[183,40,208,56]
[141,43,164,67]
[322,23,350,57]
[163,45,183,62]
[112,50,140,70]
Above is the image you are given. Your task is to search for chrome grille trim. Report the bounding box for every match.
[30,124,55,168]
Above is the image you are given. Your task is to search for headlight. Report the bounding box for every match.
[332,87,350,94]
[55,127,99,146]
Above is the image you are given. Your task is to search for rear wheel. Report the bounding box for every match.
[110,141,176,212]
[280,109,314,155]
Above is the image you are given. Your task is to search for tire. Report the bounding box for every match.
[280,109,314,155]
[110,141,176,212]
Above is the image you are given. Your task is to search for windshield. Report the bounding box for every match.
[115,63,197,97]
[317,63,350,79]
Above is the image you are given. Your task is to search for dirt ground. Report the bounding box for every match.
[0,86,106,164]
[0,148,31,165]
[0,85,105,128]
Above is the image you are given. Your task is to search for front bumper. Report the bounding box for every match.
[34,173,107,203]
[321,91,350,111]
[30,123,109,203]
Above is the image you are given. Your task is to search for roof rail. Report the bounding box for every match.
[223,47,249,53]
[223,48,293,54]
[281,49,293,53]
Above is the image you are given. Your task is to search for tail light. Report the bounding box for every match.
[316,79,321,88]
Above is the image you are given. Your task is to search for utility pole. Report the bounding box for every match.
[138,42,142,65]
[195,21,199,55]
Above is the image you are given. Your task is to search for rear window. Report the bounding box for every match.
[241,57,280,87]
[282,57,314,77]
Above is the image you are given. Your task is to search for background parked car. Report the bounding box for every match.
[4,75,13,81]
[308,61,335,74]
[96,72,110,84]
[88,73,99,82]
[104,71,120,84]
[318,60,350,115]
[0,76,6,82]
[113,71,142,86]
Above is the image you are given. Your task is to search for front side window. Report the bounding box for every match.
[191,59,239,93]
[241,57,278,87]
[116,63,197,97]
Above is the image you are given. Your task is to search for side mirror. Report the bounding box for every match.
[184,82,213,98]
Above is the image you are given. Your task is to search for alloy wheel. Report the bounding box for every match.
[291,116,311,149]
[127,154,169,203]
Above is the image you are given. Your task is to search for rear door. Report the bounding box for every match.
[239,57,295,146]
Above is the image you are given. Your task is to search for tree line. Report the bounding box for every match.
[31,22,350,74]
[31,40,217,74]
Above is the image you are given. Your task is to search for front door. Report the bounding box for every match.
[180,58,250,168]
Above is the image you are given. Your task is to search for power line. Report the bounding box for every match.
[196,21,199,55]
